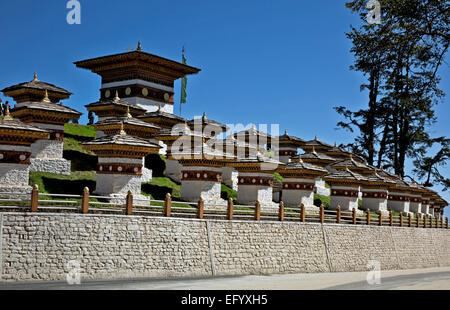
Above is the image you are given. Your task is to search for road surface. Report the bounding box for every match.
[1,267,449,290]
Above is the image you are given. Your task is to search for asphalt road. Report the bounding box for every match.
[1,267,450,290]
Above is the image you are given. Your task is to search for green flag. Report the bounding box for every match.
[180,47,187,104]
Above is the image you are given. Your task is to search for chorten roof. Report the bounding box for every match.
[86,91,146,117]
[0,106,49,145]
[2,73,72,98]
[300,136,333,152]
[323,168,367,183]
[187,112,228,133]
[277,130,305,146]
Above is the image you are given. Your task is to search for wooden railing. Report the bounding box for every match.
[0,185,448,229]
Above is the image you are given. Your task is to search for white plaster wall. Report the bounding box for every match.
[410,202,422,214]
[237,185,273,205]
[361,198,388,212]
[95,173,142,196]
[166,159,182,183]
[0,163,29,187]
[31,140,63,159]
[98,157,142,164]
[181,180,222,202]
[29,158,71,175]
[282,190,314,208]
[388,200,410,213]
[141,167,153,183]
[329,196,359,211]
[222,167,238,191]
[315,177,330,196]
[123,97,173,114]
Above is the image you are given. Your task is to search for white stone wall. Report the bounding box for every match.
[95,173,142,196]
[222,167,238,191]
[29,158,71,175]
[283,190,314,208]
[31,140,63,159]
[315,178,330,196]
[141,167,153,183]
[165,159,182,182]
[2,214,450,282]
[0,164,29,187]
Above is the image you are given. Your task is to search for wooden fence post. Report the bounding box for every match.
[440,217,444,229]
[429,216,432,228]
[378,211,382,226]
[255,200,261,221]
[227,198,233,220]
[164,193,171,217]
[416,214,420,228]
[336,206,341,224]
[81,187,89,214]
[319,205,324,223]
[197,197,204,219]
[408,213,412,227]
[125,191,133,215]
[300,204,306,222]
[366,209,371,225]
[435,216,438,229]
[30,184,39,212]
[389,211,393,226]
[446,217,448,229]
[400,213,403,227]
[279,201,284,221]
[423,215,427,228]
[352,208,356,225]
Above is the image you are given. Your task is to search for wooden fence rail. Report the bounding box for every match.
[0,185,447,230]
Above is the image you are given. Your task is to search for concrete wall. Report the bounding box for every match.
[0,212,449,282]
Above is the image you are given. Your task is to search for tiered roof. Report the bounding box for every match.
[300,136,333,153]
[137,105,186,129]
[11,90,81,125]
[86,91,147,119]
[1,73,72,103]
[0,106,49,145]
[323,168,367,185]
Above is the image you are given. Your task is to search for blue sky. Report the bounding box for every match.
[0,0,449,217]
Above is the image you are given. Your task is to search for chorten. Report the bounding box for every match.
[0,105,49,198]
[277,155,328,210]
[360,173,395,214]
[4,75,81,175]
[276,130,305,163]
[323,168,367,212]
[187,112,228,140]
[75,41,201,113]
[82,123,160,205]
[300,136,333,153]
[230,153,285,211]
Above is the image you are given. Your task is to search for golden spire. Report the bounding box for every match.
[158,104,162,112]
[114,90,120,101]
[4,104,13,120]
[202,112,207,121]
[312,146,317,154]
[119,122,126,135]
[137,40,142,51]
[314,135,318,141]
[284,129,288,135]
[298,153,303,162]
[33,72,38,82]
[334,142,337,147]
[43,89,50,102]
[125,106,132,118]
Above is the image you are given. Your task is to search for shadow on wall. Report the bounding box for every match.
[141,183,173,200]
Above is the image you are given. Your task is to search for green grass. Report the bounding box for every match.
[314,193,330,208]
[273,172,283,184]
[29,171,96,195]
[141,177,181,200]
[64,123,96,138]
[221,184,237,201]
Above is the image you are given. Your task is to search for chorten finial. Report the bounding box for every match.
[43,89,50,102]
[298,153,303,162]
[4,103,13,120]
[125,106,132,118]
[33,72,38,81]
[158,104,162,112]
[315,135,318,141]
[312,146,317,154]
[202,112,207,121]
[114,90,120,101]
[284,129,288,135]
[137,40,142,51]
[119,122,126,135]
[334,141,337,147]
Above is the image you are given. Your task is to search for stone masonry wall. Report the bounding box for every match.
[0,212,449,282]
